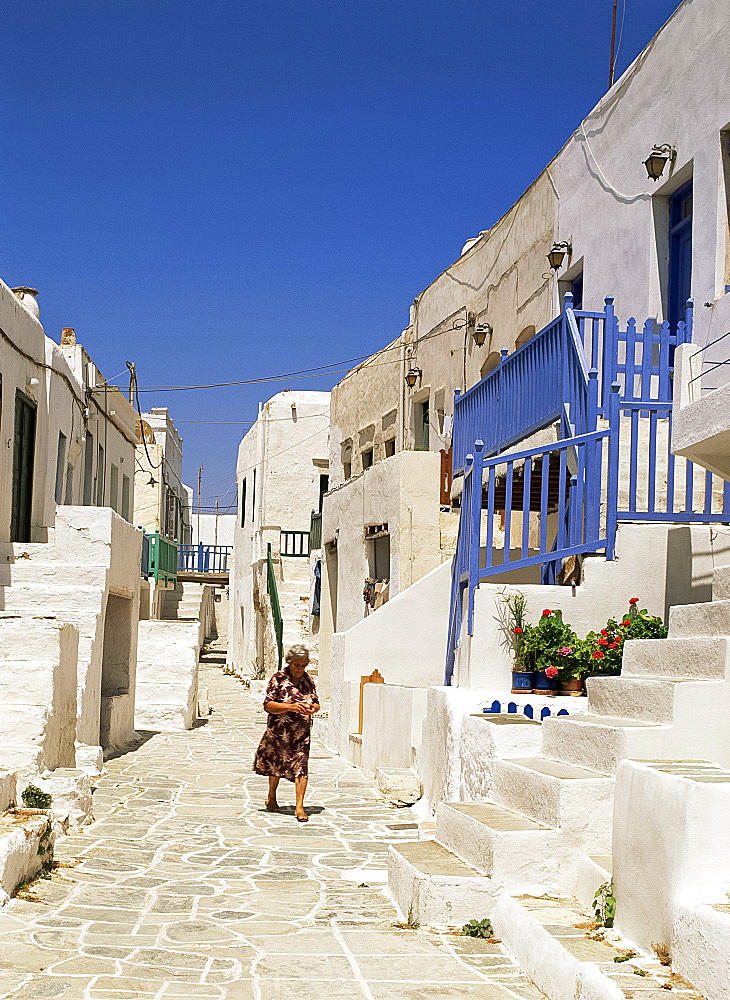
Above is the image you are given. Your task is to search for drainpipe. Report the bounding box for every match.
[398,338,405,451]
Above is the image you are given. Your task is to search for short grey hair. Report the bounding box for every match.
[285,644,310,665]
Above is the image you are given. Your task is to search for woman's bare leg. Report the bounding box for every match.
[266,776,280,811]
[295,776,308,821]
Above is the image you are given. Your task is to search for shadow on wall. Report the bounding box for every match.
[664,525,713,619]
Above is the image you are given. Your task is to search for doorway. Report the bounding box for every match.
[668,180,693,330]
[11,390,37,542]
[99,594,133,747]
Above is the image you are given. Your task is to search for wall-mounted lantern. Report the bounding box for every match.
[473,321,492,347]
[643,144,676,181]
[405,367,422,389]
[147,476,158,487]
[547,241,572,272]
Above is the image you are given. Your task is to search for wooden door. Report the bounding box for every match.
[11,390,37,542]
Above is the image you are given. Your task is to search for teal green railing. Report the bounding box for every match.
[147,532,179,586]
[267,542,283,669]
[309,510,322,551]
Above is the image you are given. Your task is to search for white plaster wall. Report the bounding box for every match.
[192,513,236,547]
[673,341,730,480]
[456,521,730,690]
[227,391,330,676]
[319,450,446,695]
[613,760,730,953]
[361,684,428,772]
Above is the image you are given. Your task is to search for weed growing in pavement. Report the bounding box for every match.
[593,881,616,928]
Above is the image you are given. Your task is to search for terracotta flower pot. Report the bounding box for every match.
[559,678,585,697]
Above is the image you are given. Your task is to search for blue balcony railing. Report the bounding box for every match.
[178,543,232,574]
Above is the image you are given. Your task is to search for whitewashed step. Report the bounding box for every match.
[5,584,104,612]
[493,757,613,851]
[541,714,668,775]
[587,674,718,723]
[621,635,729,679]
[388,839,497,928]
[435,802,562,888]
[0,618,74,660]
[669,600,730,638]
[0,705,51,744]
[0,660,63,704]
[9,563,107,588]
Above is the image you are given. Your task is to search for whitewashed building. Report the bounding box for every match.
[227,390,330,677]
[133,407,192,544]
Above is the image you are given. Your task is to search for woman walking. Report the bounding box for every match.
[253,644,319,822]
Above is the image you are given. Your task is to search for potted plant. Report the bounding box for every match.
[495,590,534,693]
[521,609,577,696]
[556,640,588,696]
[585,598,667,679]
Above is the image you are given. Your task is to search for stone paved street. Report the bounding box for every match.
[0,663,546,1000]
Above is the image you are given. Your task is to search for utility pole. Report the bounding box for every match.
[127,362,136,405]
[608,0,618,90]
[215,499,219,546]
[197,465,203,544]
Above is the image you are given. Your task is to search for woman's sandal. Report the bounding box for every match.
[295,811,309,823]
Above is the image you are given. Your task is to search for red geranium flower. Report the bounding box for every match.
[545,666,558,679]
[513,627,523,634]
[542,609,552,617]
[592,651,605,659]
[629,597,639,605]
[597,638,608,646]
[609,642,619,649]
[600,629,608,637]
[622,619,631,627]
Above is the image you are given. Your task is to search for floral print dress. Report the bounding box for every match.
[253,669,318,781]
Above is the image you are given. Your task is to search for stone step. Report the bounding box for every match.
[5,584,105,612]
[8,563,108,588]
[435,802,562,888]
[540,714,669,775]
[669,599,730,638]
[493,757,613,852]
[621,635,729,679]
[388,839,497,928]
[586,674,720,724]
[713,564,730,601]
[490,892,641,1000]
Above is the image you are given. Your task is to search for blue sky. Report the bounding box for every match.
[2,0,681,513]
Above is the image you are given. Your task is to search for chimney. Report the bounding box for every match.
[61,327,77,346]
[12,286,40,320]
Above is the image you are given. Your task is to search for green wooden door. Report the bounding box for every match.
[11,390,37,542]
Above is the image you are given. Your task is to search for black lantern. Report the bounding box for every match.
[473,322,492,347]
[405,367,422,389]
[643,144,675,181]
[547,242,571,272]
[147,475,157,487]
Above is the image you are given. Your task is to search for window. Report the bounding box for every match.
[109,463,119,513]
[362,448,374,470]
[342,441,352,481]
[570,272,584,310]
[96,444,105,506]
[241,478,247,527]
[384,438,396,458]
[366,526,390,581]
[54,432,67,504]
[252,467,257,519]
[318,473,329,512]
[480,351,501,381]
[344,458,352,480]
[121,475,130,521]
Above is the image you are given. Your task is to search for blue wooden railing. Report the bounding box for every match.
[452,294,694,474]
[178,543,232,573]
[445,295,723,685]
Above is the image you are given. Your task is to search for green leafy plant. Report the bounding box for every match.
[593,881,616,928]
[585,599,667,676]
[495,590,530,668]
[461,918,494,938]
[520,609,578,675]
[21,785,52,810]
[250,658,266,681]
[614,950,638,963]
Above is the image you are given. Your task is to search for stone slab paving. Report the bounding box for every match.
[0,663,547,1000]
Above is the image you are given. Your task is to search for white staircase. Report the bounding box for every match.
[278,556,318,673]
[389,563,730,997]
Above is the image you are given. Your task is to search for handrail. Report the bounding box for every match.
[267,542,283,669]
[147,531,178,586]
[178,543,232,573]
[281,529,310,558]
